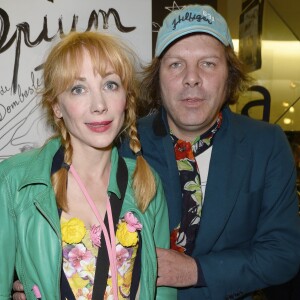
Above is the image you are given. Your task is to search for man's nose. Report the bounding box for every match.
[183,65,202,87]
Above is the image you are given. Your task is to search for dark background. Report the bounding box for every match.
[152,0,217,55]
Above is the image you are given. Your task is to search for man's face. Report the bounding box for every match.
[159,34,228,141]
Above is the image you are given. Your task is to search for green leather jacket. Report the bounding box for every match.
[0,138,176,300]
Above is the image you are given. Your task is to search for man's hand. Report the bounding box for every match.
[12,280,26,300]
[156,247,198,287]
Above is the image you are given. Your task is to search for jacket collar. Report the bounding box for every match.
[195,106,251,253]
[152,105,247,142]
[18,138,121,198]
[151,105,250,245]
[221,105,247,143]
[153,107,169,137]
[17,139,123,237]
[107,147,122,199]
[19,138,61,191]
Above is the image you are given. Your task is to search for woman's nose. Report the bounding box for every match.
[90,93,108,113]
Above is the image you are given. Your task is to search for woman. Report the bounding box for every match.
[0,31,175,299]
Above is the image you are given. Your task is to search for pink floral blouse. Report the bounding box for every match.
[61,216,140,299]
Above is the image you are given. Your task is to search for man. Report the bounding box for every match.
[13,4,300,300]
[122,4,300,299]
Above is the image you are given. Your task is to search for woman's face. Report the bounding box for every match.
[52,50,126,152]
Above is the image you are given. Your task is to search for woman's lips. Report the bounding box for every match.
[85,121,112,132]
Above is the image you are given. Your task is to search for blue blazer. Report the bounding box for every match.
[120,106,300,300]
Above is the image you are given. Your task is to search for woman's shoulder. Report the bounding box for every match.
[122,156,136,172]
[0,139,60,178]
[0,147,41,174]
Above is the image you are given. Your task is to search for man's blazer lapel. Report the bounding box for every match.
[195,109,251,253]
[153,109,182,231]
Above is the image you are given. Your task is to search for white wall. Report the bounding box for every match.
[0,0,151,159]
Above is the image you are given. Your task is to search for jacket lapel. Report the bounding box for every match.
[19,139,62,237]
[153,109,182,230]
[194,108,251,253]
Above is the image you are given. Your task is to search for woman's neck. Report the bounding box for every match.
[71,145,112,182]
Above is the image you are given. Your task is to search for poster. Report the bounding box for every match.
[239,0,264,71]
[0,0,151,160]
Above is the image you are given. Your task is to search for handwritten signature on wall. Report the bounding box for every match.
[0,7,135,94]
[0,5,136,159]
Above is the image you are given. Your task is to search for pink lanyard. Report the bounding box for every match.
[69,165,118,299]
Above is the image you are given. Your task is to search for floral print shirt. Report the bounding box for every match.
[61,216,139,299]
[170,112,223,255]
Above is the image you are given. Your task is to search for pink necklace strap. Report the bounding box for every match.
[69,165,118,299]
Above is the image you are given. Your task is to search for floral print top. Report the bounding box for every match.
[61,215,140,299]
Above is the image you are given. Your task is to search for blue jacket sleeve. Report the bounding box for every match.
[196,126,300,298]
[118,138,135,159]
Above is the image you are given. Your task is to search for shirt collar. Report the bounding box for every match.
[107,147,122,199]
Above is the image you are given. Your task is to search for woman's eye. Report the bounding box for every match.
[104,81,118,91]
[71,85,85,95]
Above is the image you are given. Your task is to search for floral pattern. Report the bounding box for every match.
[61,212,141,299]
[90,224,101,247]
[170,112,223,255]
[61,218,86,244]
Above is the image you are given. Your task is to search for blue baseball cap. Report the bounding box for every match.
[155,4,233,57]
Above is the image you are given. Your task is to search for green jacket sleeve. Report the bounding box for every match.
[0,166,17,299]
[153,176,177,300]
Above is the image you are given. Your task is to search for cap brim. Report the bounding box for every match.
[155,27,232,57]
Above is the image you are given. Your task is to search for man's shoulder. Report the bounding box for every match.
[227,110,287,148]
[136,112,161,142]
[123,156,161,181]
[137,112,157,129]
[229,109,282,134]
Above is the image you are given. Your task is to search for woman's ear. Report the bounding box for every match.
[52,103,62,119]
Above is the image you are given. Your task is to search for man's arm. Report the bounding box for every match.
[156,248,198,287]
[197,127,300,297]
[158,126,300,298]
[12,281,26,300]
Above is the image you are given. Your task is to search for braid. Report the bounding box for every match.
[51,118,73,211]
[126,94,156,212]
